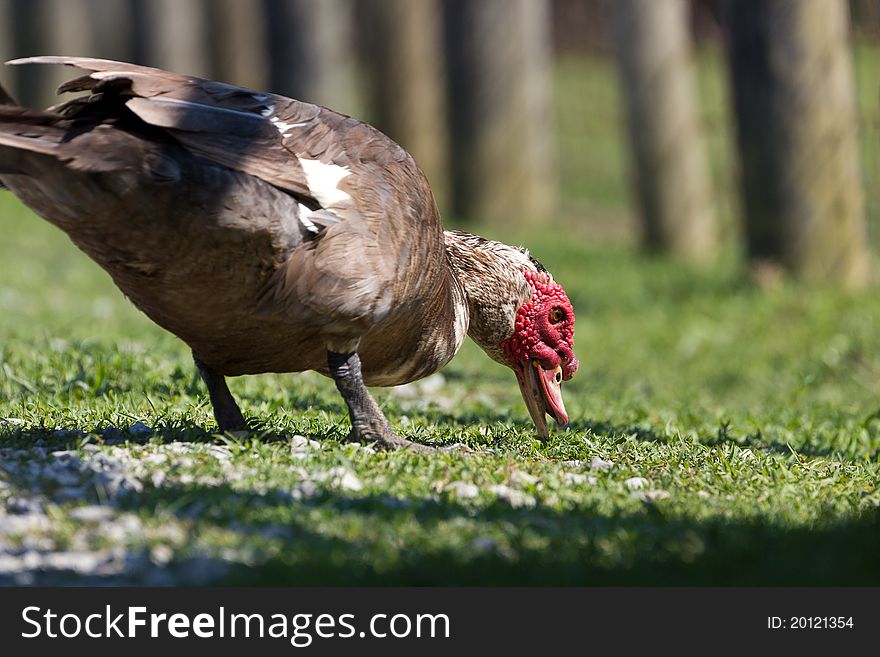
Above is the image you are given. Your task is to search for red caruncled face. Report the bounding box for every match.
[501,269,578,439]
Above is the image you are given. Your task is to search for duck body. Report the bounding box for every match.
[0,57,466,385]
[0,57,577,448]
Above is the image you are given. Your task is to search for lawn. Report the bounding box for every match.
[0,48,879,585]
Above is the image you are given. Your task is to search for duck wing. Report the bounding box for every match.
[10,57,444,337]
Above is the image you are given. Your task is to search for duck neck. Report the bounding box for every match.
[443,230,534,366]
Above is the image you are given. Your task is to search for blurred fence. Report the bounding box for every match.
[1,0,879,285]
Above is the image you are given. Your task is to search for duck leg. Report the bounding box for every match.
[193,354,248,432]
[328,351,433,452]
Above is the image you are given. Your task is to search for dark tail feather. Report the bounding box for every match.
[0,86,62,186]
[0,82,15,187]
[0,80,17,106]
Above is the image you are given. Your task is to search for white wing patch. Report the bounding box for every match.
[297,158,352,207]
[260,105,306,133]
[270,116,306,134]
[297,202,319,234]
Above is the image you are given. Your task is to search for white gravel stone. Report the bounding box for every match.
[0,513,51,535]
[42,551,107,574]
[118,515,143,535]
[150,544,174,565]
[290,435,313,450]
[69,505,115,522]
[624,477,649,490]
[94,469,143,496]
[164,444,195,455]
[445,481,480,499]
[316,467,364,492]
[510,471,540,488]
[490,484,536,508]
[337,471,363,492]
[637,490,671,501]
[345,441,376,454]
[0,554,30,573]
[207,445,232,460]
[290,481,319,500]
[591,456,614,471]
[562,472,597,486]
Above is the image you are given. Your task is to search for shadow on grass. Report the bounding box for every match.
[2,419,878,585]
[0,400,493,450]
[3,408,869,460]
[0,417,347,450]
[568,418,867,460]
[120,479,880,586]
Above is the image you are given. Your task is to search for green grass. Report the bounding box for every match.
[1,48,880,584]
[1,195,878,584]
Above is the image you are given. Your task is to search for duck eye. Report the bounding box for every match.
[549,306,564,323]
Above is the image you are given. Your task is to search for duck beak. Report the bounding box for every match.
[513,360,569,439]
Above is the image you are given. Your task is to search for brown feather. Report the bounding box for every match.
[0,59,558,408]
[0,57,465,386]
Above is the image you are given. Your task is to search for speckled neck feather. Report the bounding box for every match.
[443,230,539,365]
